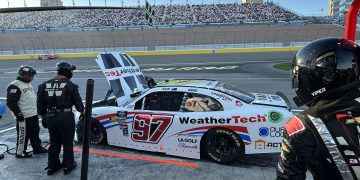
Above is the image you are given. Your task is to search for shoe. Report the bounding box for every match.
[45,164,62,176]
[33,147,48,154]
[15,152,32,158]
[63,163,76,175]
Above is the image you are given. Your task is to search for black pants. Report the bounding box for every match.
[16,115,43,155]
[47,112,75,169]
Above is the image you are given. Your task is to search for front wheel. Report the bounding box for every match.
[202,128,244,164]
[76,117,107,145]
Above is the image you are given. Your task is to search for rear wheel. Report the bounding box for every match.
[76,117,107,145]
[202,128,244,164]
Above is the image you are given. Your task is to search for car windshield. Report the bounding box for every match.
[213,82,255,104]
[121,88,150,107]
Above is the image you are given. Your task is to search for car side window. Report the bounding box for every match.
[135,91,185,111]
[184,93,223,112]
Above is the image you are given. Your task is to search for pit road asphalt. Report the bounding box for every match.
[0,52,313,180]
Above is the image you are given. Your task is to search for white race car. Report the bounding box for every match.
[75,52,296,164]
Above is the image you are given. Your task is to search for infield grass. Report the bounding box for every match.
[273,63,291,71]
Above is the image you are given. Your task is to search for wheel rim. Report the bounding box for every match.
[210,135,236,156]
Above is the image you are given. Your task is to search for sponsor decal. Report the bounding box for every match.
[211,91,234,102]
[254,139,266,149]
[23,87,32,93]
[9,89,17,93]
[131,114,173,144]
[268,111,283,123]
[104,68,140,77]
[171,88,177,91]
[232,115,267,123]
[254,139,281,150]
[179,117,232,124]
[116,111,128,136]
[179,115,266,124]
[311,87,326,96]
[259,127,269,137]
[173,125,252,144]
[235,100,242,106]
[161,87,170,90]
[178,138,197,144]
[178,143,198,150]
[104,70,121,77]
[109,116,117,123]
[259,127,285,137]
[187,88,197,92]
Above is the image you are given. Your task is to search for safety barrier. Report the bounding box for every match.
[0,47,301,60]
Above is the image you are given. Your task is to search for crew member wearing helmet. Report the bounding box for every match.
[37,61,84,175]
[276,38,360,180]
[6,65,48,158]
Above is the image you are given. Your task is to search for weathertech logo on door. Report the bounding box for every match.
[179,115,266,124]
[45,83,66,96]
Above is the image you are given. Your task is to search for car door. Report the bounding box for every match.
[116,91,185,153]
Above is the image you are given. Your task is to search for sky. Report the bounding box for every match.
[0,0,329,16]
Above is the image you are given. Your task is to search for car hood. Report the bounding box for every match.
[251,93,288,108]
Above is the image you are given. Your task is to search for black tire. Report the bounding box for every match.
[202,128,244,164]
[76,118,107,145]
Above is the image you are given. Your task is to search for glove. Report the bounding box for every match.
[40,115,48,129]
[79,112,85,121]
[15,113,24,122]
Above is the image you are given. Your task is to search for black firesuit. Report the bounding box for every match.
[37,75,84,169]
[276,81,360,180]
[6,77,44,156]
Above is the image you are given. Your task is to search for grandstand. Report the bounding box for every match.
[0,2,301,29]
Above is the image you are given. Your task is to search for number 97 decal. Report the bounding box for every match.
[132,114,173,144]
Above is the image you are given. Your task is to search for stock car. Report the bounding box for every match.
[38,53,58,60]
[75,52,296,164]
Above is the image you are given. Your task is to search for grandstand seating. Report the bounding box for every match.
[0,2,302,29]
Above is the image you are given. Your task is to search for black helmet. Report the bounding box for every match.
[56,61,76,79]
[18,65,36,76]
[291,38,360,107]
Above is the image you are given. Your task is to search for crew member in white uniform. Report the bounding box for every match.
[6,65,47,158]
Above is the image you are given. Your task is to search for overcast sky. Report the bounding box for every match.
[0,0,330,16]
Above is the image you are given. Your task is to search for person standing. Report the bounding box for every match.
[37,61,84,175]
[6,65,48,158]
[276,38,360,179]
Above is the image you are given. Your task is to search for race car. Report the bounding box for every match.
[75,52,295,164]
[38,54,58,60]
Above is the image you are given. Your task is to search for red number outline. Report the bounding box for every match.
[131,114,173,144]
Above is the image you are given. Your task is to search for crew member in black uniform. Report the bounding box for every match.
[6,65,48,158]
[37,61,84,175]
[276,38,360,180]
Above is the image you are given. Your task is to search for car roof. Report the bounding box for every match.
[156,79,220,89]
